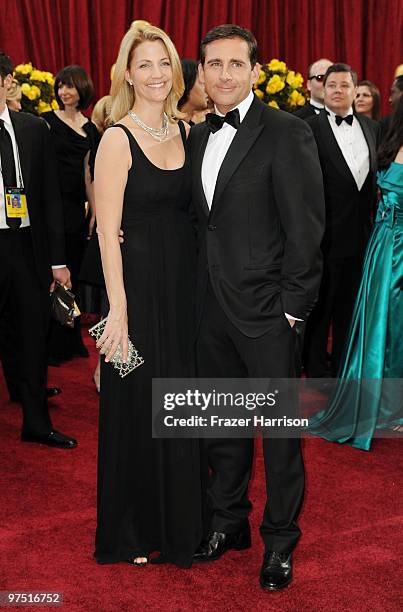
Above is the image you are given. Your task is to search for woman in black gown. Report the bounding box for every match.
[42,65,100,362]
[93,23,203,567]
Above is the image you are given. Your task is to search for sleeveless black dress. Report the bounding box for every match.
[95,121,203,567]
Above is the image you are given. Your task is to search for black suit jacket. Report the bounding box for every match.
[189,95,325,338]
[9,110,66,287]
[306,110,379,259]
[294,103,319,120]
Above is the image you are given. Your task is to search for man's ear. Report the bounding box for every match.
[251,63,260,87]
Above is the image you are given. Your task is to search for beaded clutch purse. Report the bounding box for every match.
[88,318,144,378]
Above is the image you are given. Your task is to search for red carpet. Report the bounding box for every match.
[1,329,402,611]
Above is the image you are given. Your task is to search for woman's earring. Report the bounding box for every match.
[129,80,133,86]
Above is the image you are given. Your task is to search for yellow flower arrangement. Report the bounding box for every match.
[13,63,58,115]
[253,59,307,112]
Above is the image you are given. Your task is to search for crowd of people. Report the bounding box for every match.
[0,18,402,593]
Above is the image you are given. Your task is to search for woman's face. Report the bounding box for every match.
[7,95,22,111]
[355,85,373,116]
[58,82,80,108]
[126,40,173,105]
[188,75,208,111]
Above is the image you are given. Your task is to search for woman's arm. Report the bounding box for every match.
[94,127,131,362]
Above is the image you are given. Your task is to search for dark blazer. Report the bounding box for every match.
[189,95,325,338]
[306,110,379,259]
[294,103,320,120]
[9,110,66,287]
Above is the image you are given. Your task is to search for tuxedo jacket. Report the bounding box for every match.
[189,95,325,338]
[294,103,318,120]
[306,110,379,260]
[9,110,66,287]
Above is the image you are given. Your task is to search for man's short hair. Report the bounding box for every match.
[323,63,357,86]
[200,24,258,68]
[54,65,94,111]
[0,52,13,80]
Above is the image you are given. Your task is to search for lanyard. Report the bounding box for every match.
[0,124,25,188]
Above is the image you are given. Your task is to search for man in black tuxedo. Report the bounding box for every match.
[189,26,325,591]
[0,52,76,448]
[294,58,333,120]
[303,63,379,378]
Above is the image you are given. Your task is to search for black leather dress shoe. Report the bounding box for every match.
[260,551,293,591]
[21,430,77,449]
[46,387,62,398]
[193,525,251,562]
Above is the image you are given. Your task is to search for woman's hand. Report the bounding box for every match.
[97,309,129,363]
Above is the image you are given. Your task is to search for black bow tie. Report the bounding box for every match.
[335,114,354,126]
[205,108,241,133]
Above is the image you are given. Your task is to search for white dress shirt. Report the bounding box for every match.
[201,90,254,209]
[0,105,30,228]
[325,106,369,190]
[310,99,324,114]
[201,91,300,322]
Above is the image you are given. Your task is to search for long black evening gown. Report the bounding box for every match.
[95,121,204,567]
[42,110,100,361]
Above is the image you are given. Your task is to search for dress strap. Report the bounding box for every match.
[109,123,137,146]
[178,120,188,147]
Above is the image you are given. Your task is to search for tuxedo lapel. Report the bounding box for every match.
[210,97,264,214]
[318,110,356,188]
[355,113,377,174]
[193,125,210,217]
[10,111,31,188]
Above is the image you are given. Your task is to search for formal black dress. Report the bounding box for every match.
[42,111,100,360]
[95,121,204,567]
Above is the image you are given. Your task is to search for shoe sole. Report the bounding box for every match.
[259,577,292,591]
[193,541,251,563]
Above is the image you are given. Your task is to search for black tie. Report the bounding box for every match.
[205,108,241,133]
[335,114,354,126]
[0,118,20,229]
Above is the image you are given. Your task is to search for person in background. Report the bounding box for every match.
[91,95,112,133]
[79,94,113,392]
[380,75,403,140]
[42,65,100,364]
[178,59,209,124]
[354,80,381,121]
[310,95,403,449]
[6,79,21,111]
[303,63,379,378]
[0,51,76,448]
[294,57,333,119]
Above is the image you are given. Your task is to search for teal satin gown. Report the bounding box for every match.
[309,162,403,450]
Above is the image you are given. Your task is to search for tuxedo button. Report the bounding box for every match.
[207,224,217,231]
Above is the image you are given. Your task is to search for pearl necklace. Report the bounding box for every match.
[127,110,169,142]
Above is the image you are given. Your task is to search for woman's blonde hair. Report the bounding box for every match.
[6,79,21,102]
[110,22,184,124]
[92,95,112,133]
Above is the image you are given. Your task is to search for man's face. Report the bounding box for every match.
[307,59,333,104]
[389,79,403,110]
[0,73,13,108]
[199,37,259,114]
[324,71,356,115]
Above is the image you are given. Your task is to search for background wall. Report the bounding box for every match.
[1,0,402,114]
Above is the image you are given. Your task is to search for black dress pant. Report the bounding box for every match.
[196,282,305,554]
[0,228,52,434]
[303,255,363,377]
